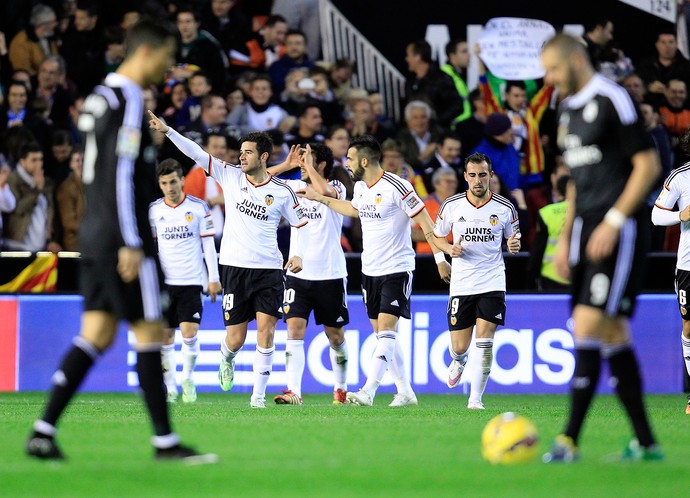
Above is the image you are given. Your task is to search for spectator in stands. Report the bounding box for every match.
[455,89,486,159]
[421,132,463,193]
[278,67,310,115]
[477,45,554,188]
[369,90,396,133]
[44,129,73,187]
[173,6,228,94]
[34,55,72,129]
[659,79,690,155]
[55,148,84,251]
[396,100,440,169]
[59,2,103,94]
[225,87,244,113]
[524,156,569,249]
[380,138,427,197]
[622,73,647,104]
[0,32,9,94]
[285,103,324,147]
[177,71,212,128]
[329,58,356,104]
[0,162,17,244]
[441,38,472,128]
[637,30,690,106]
[200,0,251,62]
[268,29,314,95]
[412,167,458,253]
[307,66,343,126]
[11,69,33,93]
[583,17,614,70]
[404,40,463,129]
[489,170,527,239]
[346,97,393,143]
[102,25,125,76]
[473,112,525,210]
[9,4,59,77]
[226,74,292,135]
[4,142,60,253]
[161,80,190,129]
[324,124,350,170]
[526,174,570,290]
[181,94,233,145]
[0,81,51,152]
[271,0,321,61]
[229,14,287,71]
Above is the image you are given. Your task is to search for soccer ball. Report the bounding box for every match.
[481,412,539,464]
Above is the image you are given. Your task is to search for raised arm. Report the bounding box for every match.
[148,110,213,173]
[297,185,359,218]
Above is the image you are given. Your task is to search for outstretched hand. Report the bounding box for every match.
[451,235,464,258]
[147,110,169,134]
[507,231,521,254]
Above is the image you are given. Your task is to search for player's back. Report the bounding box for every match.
[78,73,158,261]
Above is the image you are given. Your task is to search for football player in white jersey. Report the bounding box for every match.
[433,152,521,410]
[651,138,690,414]
[149,158,221,403]
[299,135,452,407]
[267,143,350,405]
[148,111,308,409]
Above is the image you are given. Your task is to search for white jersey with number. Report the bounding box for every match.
[434,192,519,295]
[149,194,215,286]
[351,171,425,276]
[655,163,690,270]
[285,178,347,280]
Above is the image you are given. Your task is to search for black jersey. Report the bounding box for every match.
[557,73,654,219]
[78,73,158,259]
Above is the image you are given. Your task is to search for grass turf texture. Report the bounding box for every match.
[1,393,687,497]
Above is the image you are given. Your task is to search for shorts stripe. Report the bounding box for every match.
[606,218,636,315]
[404,270,413,299]
[569,217,583,266]
[139,257,161,321]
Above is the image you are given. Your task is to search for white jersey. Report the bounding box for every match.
[247,104,287,131]
[164,128,308,269]
[285,178,347,280]
[434,192,519,295]
[149,194,215,286]
[351,171,425,276]
[655,164,690,270]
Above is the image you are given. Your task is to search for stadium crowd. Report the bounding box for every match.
[0,2,686,283]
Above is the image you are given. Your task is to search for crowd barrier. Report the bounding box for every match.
[1,294,683,395]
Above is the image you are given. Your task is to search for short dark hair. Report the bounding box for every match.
[190,70,211,84]
[203,132,228,148]
[251,74,273,87]
[349,135,381,163]
[265,14,286,27]
[52,129,72,147]
[464,152,492,172]
[20,142,43,159]
[241,132,273,158]
[439,132,461,147]
[124,18,176,59]
[103,25,125,46]
[298,102,321,118]
[176,4,200,22]
[445,38,466,58]
[409,40,432,63]
[505,80,526,93]
[286,29,307,43]
[308,142,334,179]
[156,158,183,178]
[584,17,612,34]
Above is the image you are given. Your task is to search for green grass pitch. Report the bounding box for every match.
[1,392,688,497]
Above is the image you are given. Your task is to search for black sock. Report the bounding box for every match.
[136,350,172,437]
[564,348,601,445]
[41,339,98,427]
[608,347,656,448]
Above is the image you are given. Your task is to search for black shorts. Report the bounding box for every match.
[361,271,413,320]
[164,284,203,329]
[220,265,284,326]
[569,215,647,317]
[80,256,162,323]
[447,291,506,331]
[675,268,690,320]
[283,276,349,327]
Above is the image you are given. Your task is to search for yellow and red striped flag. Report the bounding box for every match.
[0,254,58,292]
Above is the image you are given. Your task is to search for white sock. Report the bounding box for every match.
[682,334,690,376]
[286,339,304,397]
[449,345,469,368]
[181,336,199,380]
[161,344,176,390]
[388,338,414,397]
[252,345,274,397]
[362,332,396,396]
[468,338,493,404]
[220,338,238,363]
[329,339,348,391]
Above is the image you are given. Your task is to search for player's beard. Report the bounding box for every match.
[352,160,365,181]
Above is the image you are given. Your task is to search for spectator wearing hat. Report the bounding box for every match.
[472,112,525,210]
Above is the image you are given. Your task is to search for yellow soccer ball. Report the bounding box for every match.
[481,412,539,464]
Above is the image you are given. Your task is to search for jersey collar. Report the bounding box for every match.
[164,193,186,208]
[465,190,492,209]
[247,173,272,187]
[366,170,385,188]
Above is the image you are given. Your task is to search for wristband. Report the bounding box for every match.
[604,208,626,229]
[434,252,446,264]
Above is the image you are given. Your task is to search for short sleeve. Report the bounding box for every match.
[351,182,363,209]
[433,201,453,238]
[393,177,425,218]
[281,184,308,228]
[655,173,681,210]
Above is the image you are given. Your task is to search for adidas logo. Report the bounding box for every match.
[375,355,388,362]
[241,187,248,192]
[192,312,200,319]
[685,356,690,361]
[458,216,466,222]
[390,300,399,306]
[336,316,344,323]
[159,216,165,221]
[260,371,270,376]
[495,313,502,319]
